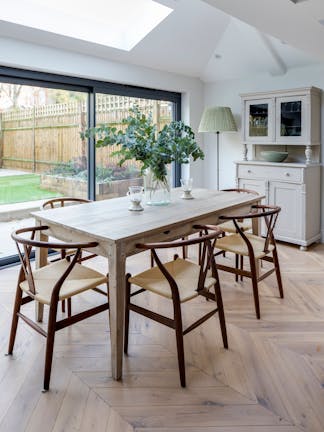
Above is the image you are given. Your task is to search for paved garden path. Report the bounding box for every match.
[0,168,28,177]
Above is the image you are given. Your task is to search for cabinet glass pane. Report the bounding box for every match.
[249,103,268,137]
[280,101,302,136]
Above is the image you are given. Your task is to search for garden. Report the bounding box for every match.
[0,96,167,202]
[40,156,141,199]
[0,173,61,205]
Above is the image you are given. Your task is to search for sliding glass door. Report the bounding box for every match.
[0,83,89,262]
[0,66,181,266]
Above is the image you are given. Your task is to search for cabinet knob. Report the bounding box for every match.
[247,169,252,173]
[285,172,290,177]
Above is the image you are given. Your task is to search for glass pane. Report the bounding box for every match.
[280,101,302,136]
[249,103,268,137]
[95,95,174,201]
[0,83,88,259]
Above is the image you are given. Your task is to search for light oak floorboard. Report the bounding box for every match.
[1,243,324,430]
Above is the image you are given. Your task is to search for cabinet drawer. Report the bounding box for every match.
[237,164,302,183]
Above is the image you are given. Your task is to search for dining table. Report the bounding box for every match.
[31,188,262,381]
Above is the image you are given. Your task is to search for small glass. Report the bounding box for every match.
[127,186,144,211]
[180,178,193,199]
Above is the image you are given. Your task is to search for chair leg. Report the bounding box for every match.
[150,251,154,268]
[67,298,72,317]
[198,231,203,264]
[43,302,58,391]
[272,248,284,298]
[240,256,244,281]
[173,302,186,387]
[213,277,228,349]
[124,275,131,355]
[7,287,23,355]
[235,254,239,282]
[221,232,226,257]
[181,236,188,259]
[250,257,261,319]
[61,299,65,313]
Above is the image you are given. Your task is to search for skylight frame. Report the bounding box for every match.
[0,0,173,51]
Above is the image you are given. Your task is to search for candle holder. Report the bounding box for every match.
[180,178,193,199]
[127,186,144,211]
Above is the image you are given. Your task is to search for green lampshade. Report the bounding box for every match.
[198,106,237,133]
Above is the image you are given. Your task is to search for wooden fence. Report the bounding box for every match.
[0,95,172,173]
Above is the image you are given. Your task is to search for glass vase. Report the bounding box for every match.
[143,166,171,206]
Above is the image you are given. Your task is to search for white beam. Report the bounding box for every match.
[258,32,287,76]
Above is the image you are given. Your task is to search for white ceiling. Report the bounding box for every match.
[203,0,324,64]
[0,0,322,82]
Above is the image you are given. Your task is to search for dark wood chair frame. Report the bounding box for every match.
[42,196,91,209]
[217,188,260,274]
[150,240,187,267]
[42,197,99,315]
[8,225,109,391]
[124,225,228,387]
[216,204,284,319]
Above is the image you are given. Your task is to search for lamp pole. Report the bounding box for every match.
[198,106,237,191]
[216,131,220,190]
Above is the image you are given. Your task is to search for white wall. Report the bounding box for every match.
[202,62,324,239]
[0,36,205,184]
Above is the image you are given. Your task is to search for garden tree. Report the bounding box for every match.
[0,84,22,109]
[48,89,85,104]
[0,85,86,110]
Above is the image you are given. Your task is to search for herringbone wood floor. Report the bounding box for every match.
[1,242,324,431]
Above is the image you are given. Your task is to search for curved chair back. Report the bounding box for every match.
[41,197,96,262]
[216,205,283,319]
[136,226,223,300]
[11,225,98,301]
[9,225,108,391]
[41,197,91,210]
[219,205,281,256]
[222,188,259,195]
[125,224,228,387]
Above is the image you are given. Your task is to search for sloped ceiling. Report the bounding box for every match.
[202,0,324,65]
[0,0,320,82]
[201,17,317,82]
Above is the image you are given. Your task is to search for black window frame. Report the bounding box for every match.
[0,66,182,266]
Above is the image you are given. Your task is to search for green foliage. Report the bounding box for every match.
[82,106,204,181]
[48,89,86,104]
[76,164,140,183]
[46,157,87,177]
[46,157,139,183]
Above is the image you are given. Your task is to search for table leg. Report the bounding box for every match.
[35,221,48,322]
[252,212,260,236]
[108,242,126,380]
[252,201,262,273]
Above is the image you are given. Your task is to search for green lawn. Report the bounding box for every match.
[0,174,61,205]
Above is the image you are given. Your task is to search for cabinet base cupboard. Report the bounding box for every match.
[235,161,320,250]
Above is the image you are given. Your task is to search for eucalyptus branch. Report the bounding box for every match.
[82,105,204,182]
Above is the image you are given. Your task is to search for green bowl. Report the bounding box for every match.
[260,151,288,163]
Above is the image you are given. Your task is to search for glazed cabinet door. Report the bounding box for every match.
[268,181,303,241]
[275,95,307,144]
[243,98,275,143]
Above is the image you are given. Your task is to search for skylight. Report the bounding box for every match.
[0,0,173,51]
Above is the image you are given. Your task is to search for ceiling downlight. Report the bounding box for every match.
[289,0,309,4]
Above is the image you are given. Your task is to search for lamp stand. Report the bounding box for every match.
[216,131,220,190]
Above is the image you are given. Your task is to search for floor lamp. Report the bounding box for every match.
[198,106,237,190]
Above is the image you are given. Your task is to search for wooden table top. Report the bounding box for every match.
[32,188,261,243]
